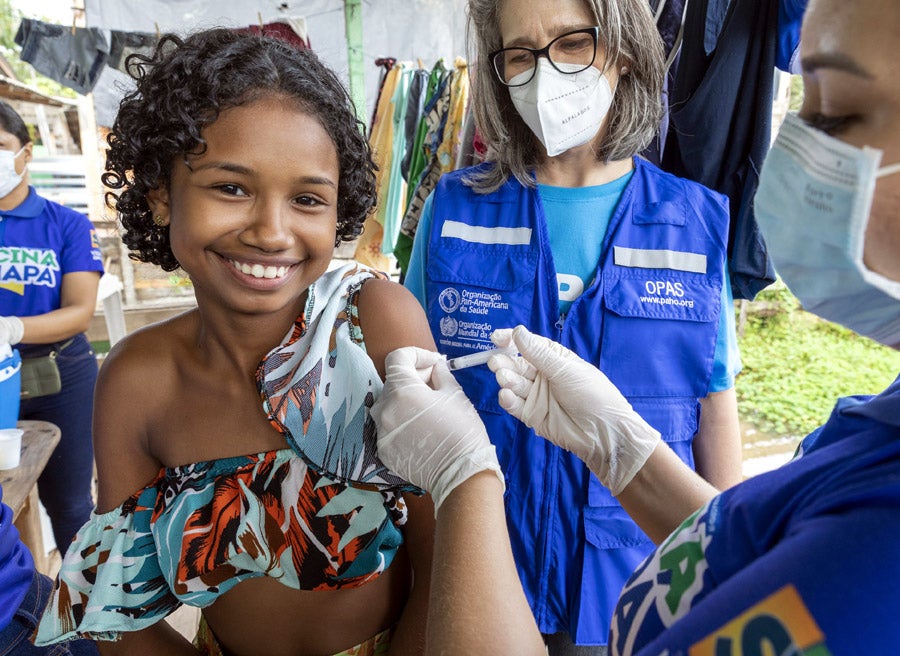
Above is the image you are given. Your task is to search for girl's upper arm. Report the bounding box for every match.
[355,275,437,552]
[356,278,436,379]
[357,277,436,655]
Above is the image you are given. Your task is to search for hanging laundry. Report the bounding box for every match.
[379,66,415,255]
[354,56,473,275]
[400,67,430,182]
[435,59,470,176]
[395,58,469,275]
[353,61,403,272]
[650,0,807,300]
[369,57,397,127]
[15,18,110,94]
[777,0,806,73]
[237,19,310,50]
[92,66,134,129]
[107,30,157,75]
[403,60,448,212]
[652,0,688,60]
[642,0,686,164]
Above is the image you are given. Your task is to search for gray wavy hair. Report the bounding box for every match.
[464,0,665,193]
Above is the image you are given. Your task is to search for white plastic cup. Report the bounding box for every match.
[0,427,23,470]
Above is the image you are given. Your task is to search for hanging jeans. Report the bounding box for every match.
[14,19,109,94]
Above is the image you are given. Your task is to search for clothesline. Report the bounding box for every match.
[14,17,312,97]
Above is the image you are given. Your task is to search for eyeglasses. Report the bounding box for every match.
[489,27,600,88]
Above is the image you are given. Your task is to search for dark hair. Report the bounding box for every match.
[104,28,376,271]
[0,101,32,146]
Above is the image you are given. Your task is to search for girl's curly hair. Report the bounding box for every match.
[103,28,377,271]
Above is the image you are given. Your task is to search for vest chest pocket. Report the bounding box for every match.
[426,244,538,415]
[599,271,720,398]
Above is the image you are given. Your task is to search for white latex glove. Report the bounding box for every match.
[489,326,660,496]
[371,347,505,514]
[0,316,24,346]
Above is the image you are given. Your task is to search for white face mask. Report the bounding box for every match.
[755,113,900,346]
[509,59,613,158]
[0,145,27,199]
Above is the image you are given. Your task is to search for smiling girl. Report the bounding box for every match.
[35,28,435,656]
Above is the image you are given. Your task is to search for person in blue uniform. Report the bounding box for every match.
[404,0,743,651]
[0,485,98,654]
[371,0,900,653]
[0,101,103,555]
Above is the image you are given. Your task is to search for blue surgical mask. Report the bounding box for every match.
[756,113,900,347]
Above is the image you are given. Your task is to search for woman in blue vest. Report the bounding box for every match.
[0,102,103,556]
[373,0,900,652]
[403,0,742,651]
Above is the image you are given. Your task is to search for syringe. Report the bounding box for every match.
[446,346,518,371]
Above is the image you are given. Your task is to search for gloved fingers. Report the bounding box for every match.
[497,387,525,417]
[369,403,390,437]
[429,357,465,392]
[384,345,443,373]
[510,325,575,370]
[383,346,444,385]
[370,394,400,432]
[487,351,536,381]
[372,364,437,432]
[493,365,534,399]
[490,327,515,348]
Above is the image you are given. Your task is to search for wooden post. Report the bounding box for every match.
[343,0,367,123]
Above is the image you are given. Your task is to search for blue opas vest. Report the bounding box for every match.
[423,157,729,643]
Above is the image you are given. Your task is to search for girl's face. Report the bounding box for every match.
[800,0,900,282]
[152,96,340,319]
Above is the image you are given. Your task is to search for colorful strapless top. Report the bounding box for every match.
[35,263,419,645]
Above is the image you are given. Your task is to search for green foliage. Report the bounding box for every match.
[0,0,77,100]
[789,74,804,112]
[90,340,110,355]
[736,284,900,439]
[167,274,193,288]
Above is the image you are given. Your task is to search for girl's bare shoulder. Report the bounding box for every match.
[98,310,197,391]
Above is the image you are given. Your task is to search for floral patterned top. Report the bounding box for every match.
[35,263,418,645]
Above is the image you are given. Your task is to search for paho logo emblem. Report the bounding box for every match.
[438,287,461,313]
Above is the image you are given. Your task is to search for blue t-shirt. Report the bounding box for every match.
[0,485,34,631]
[0,187,103,320]
[611,374,900,655]
[406,184,741,392]
[539,174,632,315]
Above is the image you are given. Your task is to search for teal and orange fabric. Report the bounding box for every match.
[35,264,417,646]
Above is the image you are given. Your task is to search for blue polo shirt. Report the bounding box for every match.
[0,187,103,318]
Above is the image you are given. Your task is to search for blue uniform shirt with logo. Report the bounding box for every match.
[0,187,103,318]
[612,374,900,655]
